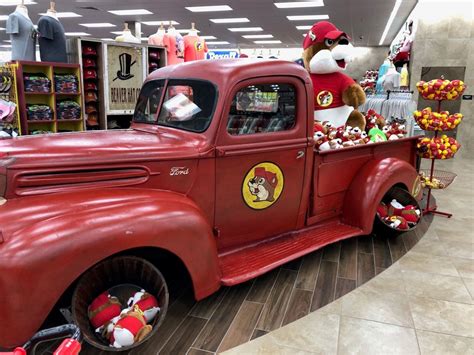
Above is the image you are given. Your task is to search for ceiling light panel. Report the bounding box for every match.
[296,25,313,30]
[242,34,274,39]
[80,23,116,28]
[186,5,233,12]
[0,0,37,6]
[108,9,153,16]
[254,40,282,44]
[142,21,179,26]
[379,0,402,45]
[65,32,90,36]
[287,15,329,21]
[177,29,201,34]
[101,38,114,41]
[210,18,249,23]
[228,27,263,32]
[200,36,217,40]
[206,41,230,44]
[275,1,324,8]
[39,12,82,18]
[0,16,8,21]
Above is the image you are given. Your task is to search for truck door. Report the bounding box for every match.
[215,77,309,251]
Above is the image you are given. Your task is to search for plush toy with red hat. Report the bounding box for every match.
[88,292,122,330]
[127,289,160,323]
[110,306,152,348]
[302,21,366,131]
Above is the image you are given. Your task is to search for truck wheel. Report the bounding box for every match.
[71,256,169,351]
[373,186,422,238]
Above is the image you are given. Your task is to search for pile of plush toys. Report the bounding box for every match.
[417,135,460,159]
[314,109,407,151]
[414,107,463,131]
[416,79,466,101]
[377,199,421,230]
[88,289,160,348]
[419,171,446,189]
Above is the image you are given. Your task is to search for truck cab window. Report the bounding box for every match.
[227,83,296,136]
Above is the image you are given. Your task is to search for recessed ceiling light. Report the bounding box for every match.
[0,27,5,30]
[111,31,144,35]
[287,15,329,21]
[379,0,402,45]
[4,40,11,42]
[185,5,233,12]
[142,20,179,26]
[228,27,263,32]
[101,38,114,41]
[0,0,37,6]
[206,41,230,45]
[210,18,249,23]
[0,16,8,21]
[200,35,217,40]
[296,25,313,30]
[275,1,324,8]
[177,29,201,34]
[65,32,90,36]
[254,40,282,44]
[0,44,12,48]
[108,9,153,16]
[242,34,274,39]
[39,12,82,18]
[80,23,116,28]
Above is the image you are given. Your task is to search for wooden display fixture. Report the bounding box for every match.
[15,61,84,135]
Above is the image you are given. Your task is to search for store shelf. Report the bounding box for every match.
[27,120,55,123]
[57,119,83,122]
[25,92,52,95]
[56,92,81,96]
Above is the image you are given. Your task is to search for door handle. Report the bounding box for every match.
[296,150,305,159]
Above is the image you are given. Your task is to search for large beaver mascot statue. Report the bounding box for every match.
[302,21,366,130]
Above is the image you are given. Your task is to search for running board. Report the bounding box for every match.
[219,222,362,286]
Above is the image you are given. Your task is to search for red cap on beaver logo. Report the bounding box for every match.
[303,21,348,50]
[254,167,278,188]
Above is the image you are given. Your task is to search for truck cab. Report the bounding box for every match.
[0,60,421,348]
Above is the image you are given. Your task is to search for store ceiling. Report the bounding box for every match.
[0,0,417,51]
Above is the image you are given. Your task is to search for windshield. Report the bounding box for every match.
[133,79,217,133]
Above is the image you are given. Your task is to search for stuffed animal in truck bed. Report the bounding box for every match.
[302,21,366,130]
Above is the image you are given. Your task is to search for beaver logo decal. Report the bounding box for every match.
[316,90,333,108]
[242,162,284,210]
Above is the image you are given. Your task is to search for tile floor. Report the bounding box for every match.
[223,155,474,354]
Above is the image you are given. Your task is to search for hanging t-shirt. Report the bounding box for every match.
[148,33,165,46]
[376,60,390,93]
[400,66,409,87]
[382,70,401,91]
[183,35,208,61]
[37,15,67,63]
[163,33,184,65]
[311,72,355,111]
[6,11,36,61]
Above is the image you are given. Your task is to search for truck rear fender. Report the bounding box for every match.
[0,189,220,348]
[342,157,420,234]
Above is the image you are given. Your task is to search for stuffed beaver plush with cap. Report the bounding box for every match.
[302,21,366,130]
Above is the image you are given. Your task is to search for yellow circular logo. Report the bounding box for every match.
[242,162,284,210]
[195,41,204,51]
[316,90,333,107]
[412,175,422,197]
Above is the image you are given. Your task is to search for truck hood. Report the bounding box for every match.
[0,128,208,167]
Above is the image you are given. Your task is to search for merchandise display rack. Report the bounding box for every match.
[15,61,84,135]
[416,98,462,218]
[0,62,21,136]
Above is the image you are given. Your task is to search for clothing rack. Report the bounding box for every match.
[386,89,414,100]
[0,62,21,136]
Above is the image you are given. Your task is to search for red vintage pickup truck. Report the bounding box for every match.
[0,60,421,348]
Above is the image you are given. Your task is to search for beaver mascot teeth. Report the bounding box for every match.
[302,21,366,130]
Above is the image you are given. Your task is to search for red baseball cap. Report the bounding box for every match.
[86,104,98,114]
[82,46,97,56]
[84,82,98,91]
[254,167,278,188]
[85,91,98,103]
[84,58,96,68]
[86,112,99,126]
[84,70,97,80]
[303,21,348,50]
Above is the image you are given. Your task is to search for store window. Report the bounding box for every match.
[134,79,217,132]
[227,83,296,136]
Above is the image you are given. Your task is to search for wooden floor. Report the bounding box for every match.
[28,215,432,355]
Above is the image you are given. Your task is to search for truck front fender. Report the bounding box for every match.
[0,188,220,348]
[342,157,420,234]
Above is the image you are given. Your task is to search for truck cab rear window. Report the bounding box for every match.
[134,79,217,133]
[227,83,296,136]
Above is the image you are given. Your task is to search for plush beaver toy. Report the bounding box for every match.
[303,21,366,130]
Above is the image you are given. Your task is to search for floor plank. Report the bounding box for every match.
[245,268,279,303]
[189,287,228,319]
[192,282,252,352]
[310,260,337,311]
[338,238,357,280]
[335,278,356,299]
[375,266,386,275]
[295,250,322,291]
[281,258,302,271]
[217,301,263,352]
[250,329,268,341]
[255,269,298,331]
[282,288,312,326]
[387,235,407,262]
[160,316,207,355]
[187,348,214,355]
[373,236,392,269]
[402,230,420,250]
[322,241,341,262]
[357,252,376,286]
[357,235,374,254]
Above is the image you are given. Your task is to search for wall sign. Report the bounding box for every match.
[206,50,239,60]
[106,45,144,113]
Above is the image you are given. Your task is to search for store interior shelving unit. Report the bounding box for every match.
[0,62,21,137]
[15,61,84,135]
